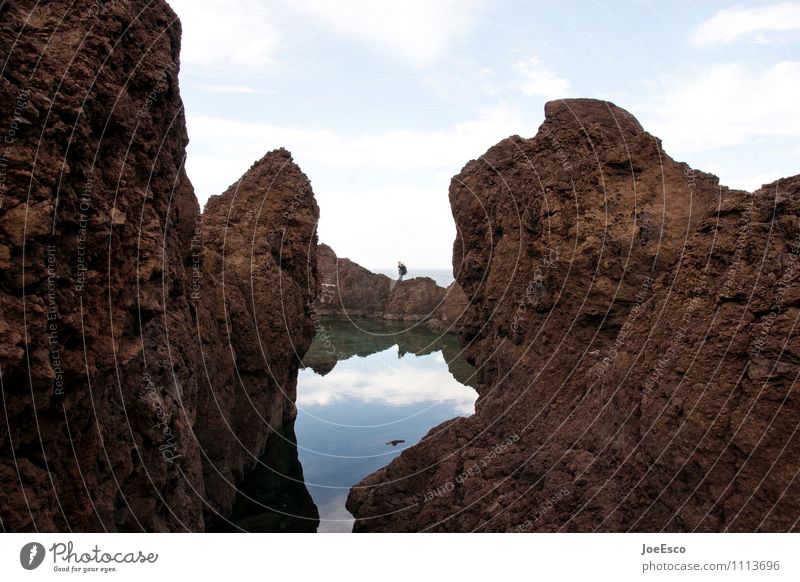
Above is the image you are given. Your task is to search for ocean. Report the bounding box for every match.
[370,267,454,288]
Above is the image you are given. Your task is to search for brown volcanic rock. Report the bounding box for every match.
[316,243,391,317]
[0,0,203,533]
[195,148,319,527]
[0,1,318,532]
[608,176,800,532]
[315,243,448,323]
[425,282,469,333]
[348,99,798,532]
[384,277,446,321]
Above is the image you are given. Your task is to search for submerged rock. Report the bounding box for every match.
[347,99,800,532]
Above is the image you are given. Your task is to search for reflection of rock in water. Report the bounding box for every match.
[301,319,395,375]
[301,318,477,388]
[441,340,478,389]
[395,327,441,358]
[302,355,337,377]
[213,423,319,532]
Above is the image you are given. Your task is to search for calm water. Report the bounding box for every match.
[370,267,455,288]
[221,318,477,533]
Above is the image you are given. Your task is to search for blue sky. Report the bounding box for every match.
[167,0,800,268]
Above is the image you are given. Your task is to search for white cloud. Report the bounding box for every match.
[693,2,800,45]
[184,105,536,204]
[636,61,800,153]
[169,0,485,70]
[316,185,456,270]
[287,0,484,66]
[167,0,282,68]
[514,57,571,99]
[734,172,786,192]
[201,84,273,95]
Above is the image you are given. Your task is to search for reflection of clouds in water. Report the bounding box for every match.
[298,346,477,415]
[312,492,355,533]
[295,331,477,532]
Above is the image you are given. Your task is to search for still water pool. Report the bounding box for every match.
[221,318,477,533]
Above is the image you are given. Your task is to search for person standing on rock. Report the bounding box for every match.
[397,261,407,282]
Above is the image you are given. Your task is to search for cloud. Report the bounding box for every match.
[735,172,788,193]
[315,184,456,269]
[169,0,485,70]
[635,61,800,153]
[287,0,485,66]
[514,57,571,99]
[201,84,273,94]
[184,105,537,204]
[167,0,282,68]
[693,2,800,45]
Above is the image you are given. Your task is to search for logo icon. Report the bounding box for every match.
[20,542,46,570]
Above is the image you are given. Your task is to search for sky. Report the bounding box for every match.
[166,0,800,269]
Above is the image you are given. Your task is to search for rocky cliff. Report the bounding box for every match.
[315,243,392,318]
[347,99,799,532]
[196,148,319,527]
[0,1,318,531]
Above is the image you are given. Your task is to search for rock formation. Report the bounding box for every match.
[0,0,318,532]
[194,148,319,528]
[347,99,799,532]
[384,277,446,321]
[315,242,455,324]
[315,243,392,318]
[424,282,469,334]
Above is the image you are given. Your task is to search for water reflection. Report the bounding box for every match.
[224,318,477,533]
[302,318,477,388]
[297,318,478,532]
[215,423,319,532]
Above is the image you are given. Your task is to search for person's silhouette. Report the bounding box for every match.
[397,261,407,281]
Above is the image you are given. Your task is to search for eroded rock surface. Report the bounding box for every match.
[316,243,392,318]
[347,99,799,532]
[195,148,319,527]
[0,1,318,531]
[384,277,445,321]
[425,282,469,334]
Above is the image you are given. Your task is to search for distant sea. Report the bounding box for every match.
[370,267,454,288]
